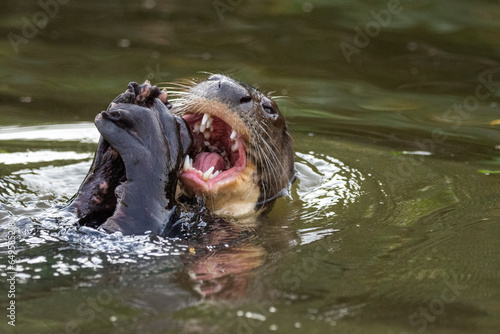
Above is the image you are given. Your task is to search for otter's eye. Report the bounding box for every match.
[262,102,277,115]
[240,96,252,104]
[262,101,279,121]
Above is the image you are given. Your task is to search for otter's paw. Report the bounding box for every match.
[109,81,170,110]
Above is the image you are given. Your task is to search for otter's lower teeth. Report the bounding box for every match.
[183,155,193,172]
[194,123,201,133]
[202,166,215,181]
[231,140,239,152]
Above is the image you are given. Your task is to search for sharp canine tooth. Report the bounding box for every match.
[203,166,214,181]
[183,155,191,171]
[230,129,237,140]
[200,113,210,132]
[231,140,239,152]
[206,117,213,129]
[201,113,210,126]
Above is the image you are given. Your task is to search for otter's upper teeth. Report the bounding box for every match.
[200,113,211,132]
[206,116,213,129]
[202,166,215,181]
[230,129,237,141]
[201,113,210,126]
[183,155,192,172]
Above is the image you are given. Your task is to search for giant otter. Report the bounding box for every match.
[67,75,295,236]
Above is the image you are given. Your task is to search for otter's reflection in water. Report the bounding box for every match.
[176,216,267,300]
[185,242,266,299]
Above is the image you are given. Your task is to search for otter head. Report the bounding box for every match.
[172,74,295,217]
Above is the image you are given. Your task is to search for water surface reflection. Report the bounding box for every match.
[2,0,500,333]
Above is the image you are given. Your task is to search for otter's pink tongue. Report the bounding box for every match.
[193,152,224,173]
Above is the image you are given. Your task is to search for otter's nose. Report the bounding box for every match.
[206,76,251,106]
[207,74,224,81]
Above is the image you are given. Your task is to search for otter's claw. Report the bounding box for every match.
[108,81,171,110]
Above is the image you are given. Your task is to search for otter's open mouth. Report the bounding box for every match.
[181,111,247,194]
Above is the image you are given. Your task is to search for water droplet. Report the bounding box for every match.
[143,0,156,9]
[302,2,313,13]
[118,39,131,48]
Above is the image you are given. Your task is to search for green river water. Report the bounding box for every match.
[1,1,499,333]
